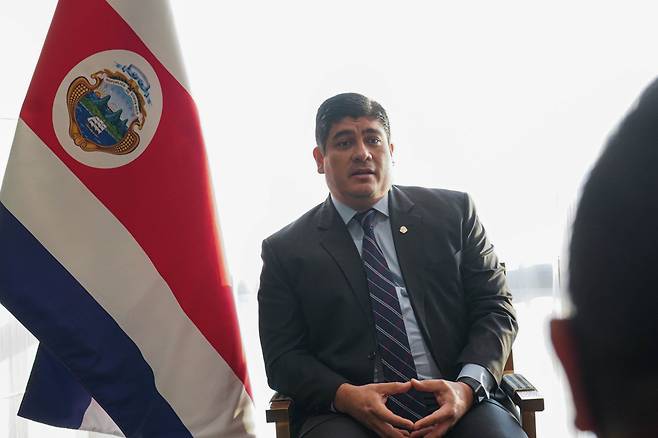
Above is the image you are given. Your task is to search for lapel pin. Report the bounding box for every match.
[399,226,408,234]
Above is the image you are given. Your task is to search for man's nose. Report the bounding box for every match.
[353,140,371,161]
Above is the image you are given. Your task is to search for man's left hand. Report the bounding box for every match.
[408,379,474,438]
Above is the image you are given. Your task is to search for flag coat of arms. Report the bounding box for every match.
[0,1,254,436]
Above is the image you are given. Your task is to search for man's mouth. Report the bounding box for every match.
[351,169,375,177]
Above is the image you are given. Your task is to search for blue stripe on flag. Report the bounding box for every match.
[0,202,191,437]
[19,345,91,429]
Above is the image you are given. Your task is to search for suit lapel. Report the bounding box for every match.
[317,197,374,324]
[389,187,428,330]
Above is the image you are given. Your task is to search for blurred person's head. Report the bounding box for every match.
[551,79,658,437]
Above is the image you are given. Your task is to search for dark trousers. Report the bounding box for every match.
[299,399,527,438]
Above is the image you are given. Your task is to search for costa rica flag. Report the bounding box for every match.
[0,1,254,436]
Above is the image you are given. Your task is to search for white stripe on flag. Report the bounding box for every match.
[106,0,190,92]
[1,121,254,437]
[80,399,124,437]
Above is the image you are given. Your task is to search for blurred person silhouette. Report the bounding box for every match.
[551,79,658,437]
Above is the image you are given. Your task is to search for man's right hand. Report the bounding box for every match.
[334,382,415,437]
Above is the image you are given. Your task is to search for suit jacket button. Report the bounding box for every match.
[368,351,376,360]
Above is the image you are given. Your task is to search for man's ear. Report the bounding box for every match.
[313,146,325,174]
[550,318,596,432]
[389,142,395,157]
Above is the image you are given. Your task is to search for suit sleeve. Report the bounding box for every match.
[258,238,348,413]
[456,192,518,383]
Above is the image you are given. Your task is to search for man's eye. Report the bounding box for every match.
[335,140,352,148]
[366,137,382,145]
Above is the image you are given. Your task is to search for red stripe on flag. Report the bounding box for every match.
[20,0,250,395]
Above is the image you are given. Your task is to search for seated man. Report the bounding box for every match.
[551,80,658,437]
[259,93,525,437]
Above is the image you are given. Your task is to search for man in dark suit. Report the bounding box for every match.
[259,93,525,437]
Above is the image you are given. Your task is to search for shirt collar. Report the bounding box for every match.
[331,192,390,225]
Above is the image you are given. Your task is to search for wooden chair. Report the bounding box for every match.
[501,350,544,438]
[266,351,544,438]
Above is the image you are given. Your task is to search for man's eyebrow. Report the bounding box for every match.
[330,127,385,141]
[362,128,384,136]
[331,129,356,140]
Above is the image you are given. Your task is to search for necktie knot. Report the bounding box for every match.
[354,209,377,232]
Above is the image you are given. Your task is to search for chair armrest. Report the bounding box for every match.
[501,373,545,412]
[266,392,293,423]
[266,392,294,438]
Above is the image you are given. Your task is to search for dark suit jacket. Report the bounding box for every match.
[258,185,518,422]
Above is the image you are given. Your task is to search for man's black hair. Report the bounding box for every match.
[315,92,390,153]
[569,78,658,433]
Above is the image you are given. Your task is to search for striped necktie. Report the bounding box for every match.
[354,209,428,422]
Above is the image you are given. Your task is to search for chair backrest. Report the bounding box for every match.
[500,261,515,375]
[504,349,514,374]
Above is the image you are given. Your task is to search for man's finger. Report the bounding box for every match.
[411,378,445,393]
[375,404,415,431]
[374,421,412,438]
[377,380,413,395]
[413,403,452,430]
[410,426,434,437]
[426,423,451,438]
[394,427,411,437]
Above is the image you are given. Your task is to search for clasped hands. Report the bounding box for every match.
[334,379,474,438]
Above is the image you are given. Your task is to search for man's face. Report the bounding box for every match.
[313,116,394,210]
